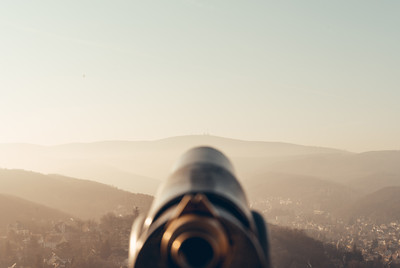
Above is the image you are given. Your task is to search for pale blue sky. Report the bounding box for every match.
[0,1,399,152]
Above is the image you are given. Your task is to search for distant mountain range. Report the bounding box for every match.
[0,169,152,220]
[0,135,349,194]
[1,135,399,223]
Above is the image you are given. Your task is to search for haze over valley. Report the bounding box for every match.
[1,135,400,222]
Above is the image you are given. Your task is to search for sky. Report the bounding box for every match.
[0,0,399,152]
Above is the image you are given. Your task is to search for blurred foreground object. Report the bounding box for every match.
[129,147,270,268]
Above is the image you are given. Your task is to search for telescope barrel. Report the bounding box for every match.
[129,147,270,268]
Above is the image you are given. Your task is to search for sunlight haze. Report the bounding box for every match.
[0,1,399,152]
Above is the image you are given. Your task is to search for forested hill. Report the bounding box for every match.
[0,193,71,231]
[0,169,152,220]
[269,224,369,268]
[337,186,400,223]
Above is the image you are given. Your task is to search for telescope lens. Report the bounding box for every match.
[178,237,214,268]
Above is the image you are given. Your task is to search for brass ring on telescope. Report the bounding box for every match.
[161,213,229,268]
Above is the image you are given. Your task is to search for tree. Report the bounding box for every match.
[371,238,378,249]
[100,239,112,260]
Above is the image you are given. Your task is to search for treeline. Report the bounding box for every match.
[0,214,393,268]
[0,213,137,268]
[269,225,392,268]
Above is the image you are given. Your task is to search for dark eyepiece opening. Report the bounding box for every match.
[178,237,214,268]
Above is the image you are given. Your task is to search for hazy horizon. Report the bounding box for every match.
[0,134,399,154]
[1,1,399,152]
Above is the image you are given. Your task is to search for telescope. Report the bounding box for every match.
[128,147,270,268]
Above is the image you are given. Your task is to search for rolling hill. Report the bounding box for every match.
[0,193,71,231]
[262,151,400,186]
[347,173,400,194]
[0,169,152,220]
[247,172,360,212]
[337,186,400,223]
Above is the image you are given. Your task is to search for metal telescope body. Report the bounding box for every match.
[129,147,270,268]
